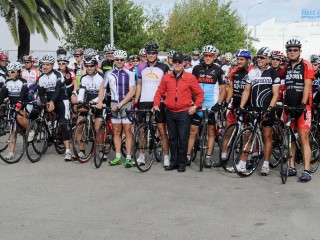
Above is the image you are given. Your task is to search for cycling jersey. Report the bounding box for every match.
[103,68,135,103]
[192,63,224,109]
[0,77,28,105]
[0,66,7,76]
[279,59,314,107]
[62,69,76,98]
[21,67,40,91]
[184,66,193,73]
[246,66,280,108]
[312,71,320,95]
[100,59,114,74]
[38,70,68,103]
[0,73,6,88]
[78,71,104,103]
[229,67,249,108]
[191,59,200,67]
[138,61,169,103]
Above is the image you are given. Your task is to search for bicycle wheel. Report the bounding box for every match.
[199,125,208,172]
[0,121,25,164]
[280,128,290,184]
[219,123,238,171]
[26,119,48,163]
[54,123,66,154]
[133,124,155,172]
[72,119,95,163]
[232,127,262,177]
[94,122,112,168]
[270,120,283,168]
[309,124,320,173]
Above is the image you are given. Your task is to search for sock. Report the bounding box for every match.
[139,153,145,158]
[304,169,312,174]
[164,154,170,160]
[116,153,121,158]
[66,149,71,154]
[263,161,269,168]
[206,155,211,159]
[187,154,191,160]
[126,155,131,160]
[239,160,246,168]
[248,154,252,160]
[80,150,85,154]
[221,152,227,159]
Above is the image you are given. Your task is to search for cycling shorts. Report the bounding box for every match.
[282,105,311,131]
[191,111,216,126]
[138,102,166,124]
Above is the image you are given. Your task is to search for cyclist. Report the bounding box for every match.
[139,48,147,63]
[310,55,320,104]
[216,49,251,168]
[37,54,72,161]
[72,48,85,86]
[21,55,41,102]
[166,50,175,71]
[221,52,233,86]
[279,39,315,182]
[236,47,280,176]
[77,54,104,159]
[0,62,29,160]
[187,44,226,167]
[191,50,200,67]
[184,55,193,73]
[54,48,68,69]
[0,53,9,76]
[134,42,170,167]
[271,50,283,74]
[101,44,116,74]
[97,50,136,167]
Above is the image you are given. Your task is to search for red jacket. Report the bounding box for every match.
[154,71,204,112]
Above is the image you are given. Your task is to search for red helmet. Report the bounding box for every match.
[0,53,8,60]
[272,50,282,58]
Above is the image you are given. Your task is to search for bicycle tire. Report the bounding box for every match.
[270,120,283,168]
[199,125,208,172]
[219,123,238,171]
[94,122,111,168]
[26,119,48,163]
[72,119,95,163]
[309,124,320,173]
[280,128,290,184]
[133,123,155,172]
[232,127,262,177]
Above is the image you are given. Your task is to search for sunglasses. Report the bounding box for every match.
[257,56,267,60]
[287,49,299,53]
[106,52,114,55]
[9,71,17,74]
[115,59,125,62]
[133,60,140,62]
[140,55,147,58]
[173,60,183,64]
[204,54,214,58]
[272,58,281,61]
[85,65,95,68]
[58,62,67,65]
[24,61,31,64]
[147,51,157,55]
[313,63,318,66]
[74,55,81,58]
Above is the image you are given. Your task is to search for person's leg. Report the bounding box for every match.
[261,126,272,175]
[123,123,133,167]
[109,123,122,166]
[165,110,178,170]
[176,111,191,170]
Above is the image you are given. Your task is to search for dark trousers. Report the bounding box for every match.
[166,110,191,167]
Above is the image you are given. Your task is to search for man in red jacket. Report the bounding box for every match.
[153,53,204,172]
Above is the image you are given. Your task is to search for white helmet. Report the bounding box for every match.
[202,45,219,54]
[167,50,176,57]
[57,54,69,63]
[40,54,55,64]
[225,52,233,61]
[256,47,272,57]
[103,44,116,52]
[7,62,22,71]
[113,50,127,59]
[83,48,97,57]
[139,48,146,56]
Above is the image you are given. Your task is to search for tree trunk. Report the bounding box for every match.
[17,15,30,61]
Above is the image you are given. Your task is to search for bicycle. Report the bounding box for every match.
[93,106,126,169]
[25,103,66,163]
[279,105,320,184]
[0,101,26,164]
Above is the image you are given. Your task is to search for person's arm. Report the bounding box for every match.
[269,85,280,108]
[153,77,166,109]
[51,73,63,102]
[134,78,142,104]
[0,86,8,105]
[225,80,233,103]
[119,71,136,107]
[38,86,47,104]
[218,84,226,104]
[190,76,204,109]
[302,79,312,104]
[18,81,29,102]
[239,83,251,108]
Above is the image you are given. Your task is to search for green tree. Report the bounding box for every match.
[65,0,148,55]
[0,0,86,60]
[163,0,247,54]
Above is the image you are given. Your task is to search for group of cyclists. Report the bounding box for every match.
[0,37,319,182]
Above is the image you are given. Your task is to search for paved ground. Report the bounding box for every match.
[1,148,320,240]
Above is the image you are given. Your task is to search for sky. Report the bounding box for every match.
[0,0,319,55]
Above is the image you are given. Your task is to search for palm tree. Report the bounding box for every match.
[0,0,86,60]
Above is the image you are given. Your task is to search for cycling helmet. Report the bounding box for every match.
[132,55,139,60]
[145,42,159,52]
[192,50,200,55]
[225,52,233,61]
[0,53,8,60]
[272,50,282,58]
[7,62,22,71]
[256,47,272,57]
[56,48,67,55]
[57,54,69,63]
[103,44,116,52]
[73,48,83,55]
[219,55,225,61]
[230,58,237,66]
[285,38,301,49]
[167,50,175,57]
[252,56,258,65]
[235,49,252,59]
[83,56,97,65]
[202,45,219,54]
[40,54,55,64]
[184,55,192,62]
[113,50,127,59]
[23,55,33,62]
[139,48,146,56]
[83,48,97,57]
[310,54,319,63]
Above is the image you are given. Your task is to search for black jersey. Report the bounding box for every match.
[0,77,28,105]
[229,67,249,108]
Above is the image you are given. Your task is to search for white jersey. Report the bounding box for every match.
[191,59,200,67]
[78,72,104,103]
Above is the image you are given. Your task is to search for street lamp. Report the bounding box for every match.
[110,0,114,45]
[245,1,263,49]
[282,21,298,52]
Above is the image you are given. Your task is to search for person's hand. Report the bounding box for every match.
[211,102,221,112]
[47,101,54,112]
[132,101,138,109]
[152,106,160,112]
[96,102,103,109]
[236,107,245,116]
[15,101,22,112]
[188,105,197,115]
[222,101,229,109]
[297,103,306,112]
[112,105,120,112]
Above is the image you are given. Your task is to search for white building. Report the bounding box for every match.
[248,18,320,59]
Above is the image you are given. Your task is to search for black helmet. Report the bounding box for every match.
[184,54,191,62]
[57,48,67,55]
[285,39,301,49]
[145,42,159,52]
[256,47,272,57]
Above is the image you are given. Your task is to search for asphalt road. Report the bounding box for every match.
[1,148,319,240]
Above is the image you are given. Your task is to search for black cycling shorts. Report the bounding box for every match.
[138,102,166,124]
